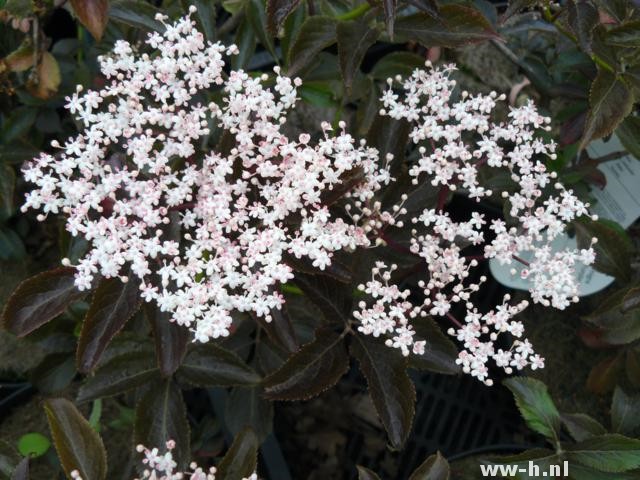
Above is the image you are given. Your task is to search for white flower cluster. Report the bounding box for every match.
[21,7,597,385]
[70,441,258,480]
[351,63,597,384]
[22,8,392,343]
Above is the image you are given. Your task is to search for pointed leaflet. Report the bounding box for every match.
[263,328,349,400]
[409,451,450,480]
[254,305,299,354]
[266,0,301,34]
[560,413,606,442]
[44,398,107,480]
[581,68,633,149]
[611,386,640,434]
[575,218,634,282]
[616,116,640,160]
[70,0,109,41]
[567,0,598,54]
[337,20,380,94]
[395,5,497,48]
[292,273,352,324]
[246,0,278,60]
[605,20,640,47]
[77,351,158,403]
[501,0,538,22]
[357,466,382,480]
[147,305,189,377]
[2,267,87,337]
[408,316,460,375]
[177,343,261,387]
[216,428,258,480]
[134,379,190,470]
[351,335,415,449]
[108,0,164,31]
[503,377,561,441]
[566,434,640,472]
[225,387,274,443]
[287,16,337,76]
[76,276,140,373]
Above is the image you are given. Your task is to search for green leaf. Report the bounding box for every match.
[1,107,37,144]
[263,328,348,400]
[501,0,539,22]
[560,413,607,442]
[17,433,50,458]
[612,387,640,434]
[77,351,158,403]
[568,463,640,480]
[409,316,460,375]
[616,116,640,160]
[370,51,426,80]
[44,398,107,480]
[351,335,415,449]
[2,267,87,337]
[606,21,640,48]
[575,218,634,282]
[503,377,560,441]
[395,5,497,48]
[337,20,380,94]
[216,428,258,480]
[191,0,217,40]
[134,379,190,470]
[266,0,301,34]
[70,0,108,41]
[409,451,450,480]
[177,343,261,387]
[225,387,274,443]
[108,0,164,31]
[581,69,634,149]
[147,305,188,377]
[567,0,598,54]
[356,466,382,480]
[76,276,140,373]
[287,16,337,76]
[567,434,640,472]
[231,17,257,70]
[246,0,278,60]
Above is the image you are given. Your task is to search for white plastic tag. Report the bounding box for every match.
[489,135,640,296]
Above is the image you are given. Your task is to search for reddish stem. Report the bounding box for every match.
[512,254,530,267]
[446,312,463,328]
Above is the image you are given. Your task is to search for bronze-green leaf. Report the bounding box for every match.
[26,53,61,100]
[216,428,258,480]
[337,20,380,94]
[560,413,607,442]
[77,351,158,403]
[147,305,189,377]
[409,316,460,375]
[395,5,497,48]
[44,398,107,480]
[350,335,415,449]
[611,386,640,434]
[568,0,598,54]
[263,328,349,400]
[266,0,301,34]
[70,0,109,41]
[225,386,274,443]
[357,466,382,480]
[287,16,337,76]
[409,451,450,480]
[2,267,87,337]
[134,379,190,470]
[581,69,634,149]
[177,344,261,387]
[77,276,140,373]
[575,218,634,282]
